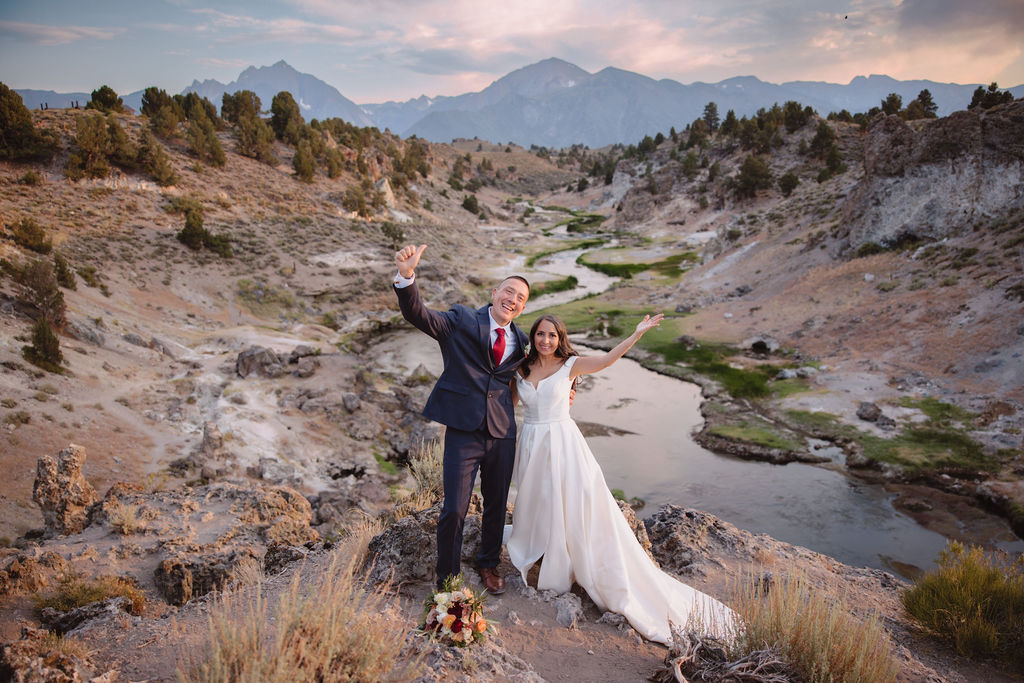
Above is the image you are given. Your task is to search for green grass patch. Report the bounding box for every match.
[902,542,1024,669]
[553,212,608,233]
[531,275,578,296]
[540,204,573,213]
[646,338,774,398]
[521,296,630,331]
[771,378,814,398]
[709,421,803,451]
[575,248,698,280]
[373,451,400,476]
[784,402,994,475]
[784,409,842,431]
[857,427,996,474]
[525,238,605,267]
[897,396,976,426]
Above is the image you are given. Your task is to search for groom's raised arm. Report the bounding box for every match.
[393,244,456,340]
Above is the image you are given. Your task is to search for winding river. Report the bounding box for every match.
[373,242,1024,575]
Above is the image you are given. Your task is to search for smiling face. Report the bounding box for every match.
[532,319,560,359]
[490,277,529,326]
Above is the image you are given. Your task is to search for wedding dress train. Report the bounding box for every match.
[505,356,738,644]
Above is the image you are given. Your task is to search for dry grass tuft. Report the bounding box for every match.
[753,546,777,566]
[106,500,142,534]
[385,440,443,524]
[229,556,265,588]
[902,541,1024,668]
[34,573,146,616]
[334,513,383,568]
[15,631,92,665]
[180,552,421,682]
[729,571,899,683]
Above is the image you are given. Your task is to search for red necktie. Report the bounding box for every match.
[492,328,505,366]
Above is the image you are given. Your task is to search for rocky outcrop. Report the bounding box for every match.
[87,481,319,606]
[840,102,1024,251]
[40,596,134,635]
[0,552,70,596]
[32,444,98,536]
[644,506,756,576]
[0,627,96,683]
[156,547,262,606]
[236,345,323,379]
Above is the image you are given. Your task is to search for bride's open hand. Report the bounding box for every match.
[635,313,664,335]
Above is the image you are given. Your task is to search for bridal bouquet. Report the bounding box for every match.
[419,575,492,647]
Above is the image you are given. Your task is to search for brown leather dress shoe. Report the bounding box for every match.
[478,567,506,595]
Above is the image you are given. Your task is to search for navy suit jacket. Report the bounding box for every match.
[395,282,529,438]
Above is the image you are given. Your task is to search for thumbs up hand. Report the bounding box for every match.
[396,244,427,279]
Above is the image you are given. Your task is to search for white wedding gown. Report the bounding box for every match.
[505,356,738,644]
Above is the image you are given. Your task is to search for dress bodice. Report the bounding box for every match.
[516,356,576,424]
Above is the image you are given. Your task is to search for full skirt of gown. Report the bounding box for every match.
[505,356,738,644]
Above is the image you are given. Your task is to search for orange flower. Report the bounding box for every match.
[475,619,487,633]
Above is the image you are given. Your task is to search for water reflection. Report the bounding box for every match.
[568,347,1024,575]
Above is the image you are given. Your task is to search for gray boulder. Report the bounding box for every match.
[236,346,284,378]
[856,401,883,422]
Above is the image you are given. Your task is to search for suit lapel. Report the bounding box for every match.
[477,306,494,366]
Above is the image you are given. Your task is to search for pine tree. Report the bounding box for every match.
[18,258,66,329]
[969,82,1014,110]
[271,91,304,145]
[734,155,773,199]
[293,139,315,182]
[137,130,179,186]
[177,210,205,250]
[809,121,836,159]
[0,82,57,162]
[916,89,938,118]
[106,115,137,169]
[186,108,225,166]
[779,171,799,197]
[23,317,63,373]
[881,93,903,116]
[720,109,739,137]
[53,253,76,290]
[86,85,123,114]
[66,113,111,179]
[783,101,810,132]
[702,102,719,132]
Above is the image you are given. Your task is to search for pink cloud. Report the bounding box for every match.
[0,20,122,46]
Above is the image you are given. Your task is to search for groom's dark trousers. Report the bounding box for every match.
[394,281,527,585]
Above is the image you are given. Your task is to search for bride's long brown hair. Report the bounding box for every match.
[521,314,578,378]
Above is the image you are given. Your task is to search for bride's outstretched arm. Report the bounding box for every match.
[570,313,664,377]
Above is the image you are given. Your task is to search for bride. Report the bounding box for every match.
[505,313,739,644]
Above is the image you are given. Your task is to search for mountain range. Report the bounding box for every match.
[16,58,1024,148]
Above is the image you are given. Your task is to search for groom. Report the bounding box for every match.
[393,244,530,594]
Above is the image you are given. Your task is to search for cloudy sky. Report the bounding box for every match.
[2,0,1022,103]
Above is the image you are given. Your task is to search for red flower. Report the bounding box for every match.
[452,619,463,633]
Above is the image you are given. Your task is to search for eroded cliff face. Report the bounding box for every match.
[841,101,1024,250]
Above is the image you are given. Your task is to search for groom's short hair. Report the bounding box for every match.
[499,275,530,295]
